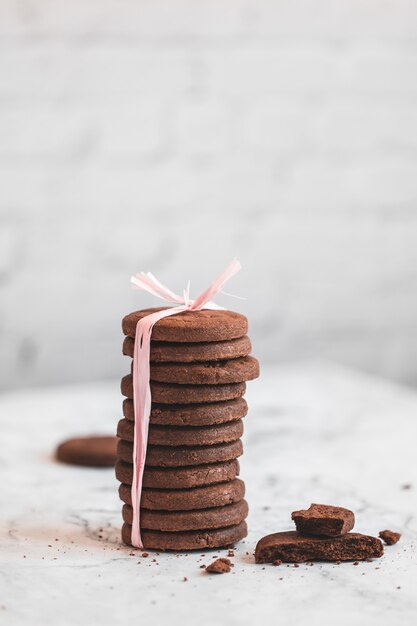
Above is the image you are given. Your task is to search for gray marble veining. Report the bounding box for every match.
[0,362,416,625]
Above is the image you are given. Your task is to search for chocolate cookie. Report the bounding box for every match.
[115,459,240,489]
[121,520,248,550]
[117,418,244,447]
[117,439,243,467]
[122,499,248,531]
[121,376,246,404]
[291,503,355,537]
[255,531,384,563]
[122,308,248,343]
[379,529,401,545]
[123,335,252,363]
[122,398,248,426]
[56,436,117,467]
[147,356,259,385]
[119,478,245,510]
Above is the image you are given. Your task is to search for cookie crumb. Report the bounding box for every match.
[206,558,232,574]
[142,552,149,558]
[272,559,282,567]
[227,550,235,557]
[183,577,188,582]
[379,530,401,546]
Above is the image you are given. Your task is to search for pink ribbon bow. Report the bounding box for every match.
[129,258,242,548]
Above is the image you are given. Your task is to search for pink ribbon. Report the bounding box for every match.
[129,259,242,548]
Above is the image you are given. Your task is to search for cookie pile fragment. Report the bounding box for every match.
[255,503,384,563]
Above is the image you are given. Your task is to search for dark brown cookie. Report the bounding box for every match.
[117,438,243,467]
[255,531,384,563]
[123,335,252,363]
[122,499,248,531]
[122,398,248,426]
[147,356,259,385]
[115,458,240,489]
[379,530,401,545]
[119,478,245,510]
[291,503,355,537]
[117,418,244,447]
[121,376,246,404]
[122,308,248,343]
[121,520,248,550]
[56,436,117,467]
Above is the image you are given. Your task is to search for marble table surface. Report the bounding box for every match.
[1,361,416,626]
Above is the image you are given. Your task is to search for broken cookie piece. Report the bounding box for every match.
[291,503,355,537]
[379,529,401,545]
[255,531,383,564]
[206,558,233,574]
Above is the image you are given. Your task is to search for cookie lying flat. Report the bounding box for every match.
[122,398,248,426]
[146,356,259,385]
[117,439,243,467]
[119,478,245,510]
[123,335,252,363]
[122,308,248,343]
[121,520,248,550]
[121,376,246,404]
[56,436,117,467]
[255,531,383,563]
[291,503,355,537]
[379,529,401,545]
[122,499,248,531]
[115,459,240,489]
[117,418,244,447]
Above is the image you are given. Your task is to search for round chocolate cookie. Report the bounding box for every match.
[122,499,248,532]
[117,418,244,447]
[148,356,259,385]
[122,308,248,343]
[122,520,248,550]
[56,436,117,467]
[117,439,243,467]
[119,478,245,510]
[122,398,248,426]
[115,459,239,489]
[123,335,252,363]
[121,376,246,404]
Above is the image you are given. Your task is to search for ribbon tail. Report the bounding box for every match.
[130,306,188,549]
[192,258,242,310]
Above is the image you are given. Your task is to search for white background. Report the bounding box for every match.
[1,0,417,389]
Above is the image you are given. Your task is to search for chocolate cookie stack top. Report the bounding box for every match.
[117,306,259,551]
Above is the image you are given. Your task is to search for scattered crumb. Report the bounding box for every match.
[272,559,282,567]
[401,484,412,490]
[353,562,359,566]
[227,550,235,557]
[206,558,233,574]
[183,577,188,582]
[293,564,299,568]
[379,530,401,546]
[142,552,149,558]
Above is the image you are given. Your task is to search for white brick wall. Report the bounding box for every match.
[1,0,417,389]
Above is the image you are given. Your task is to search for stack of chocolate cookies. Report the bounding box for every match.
[116,307,259,551]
